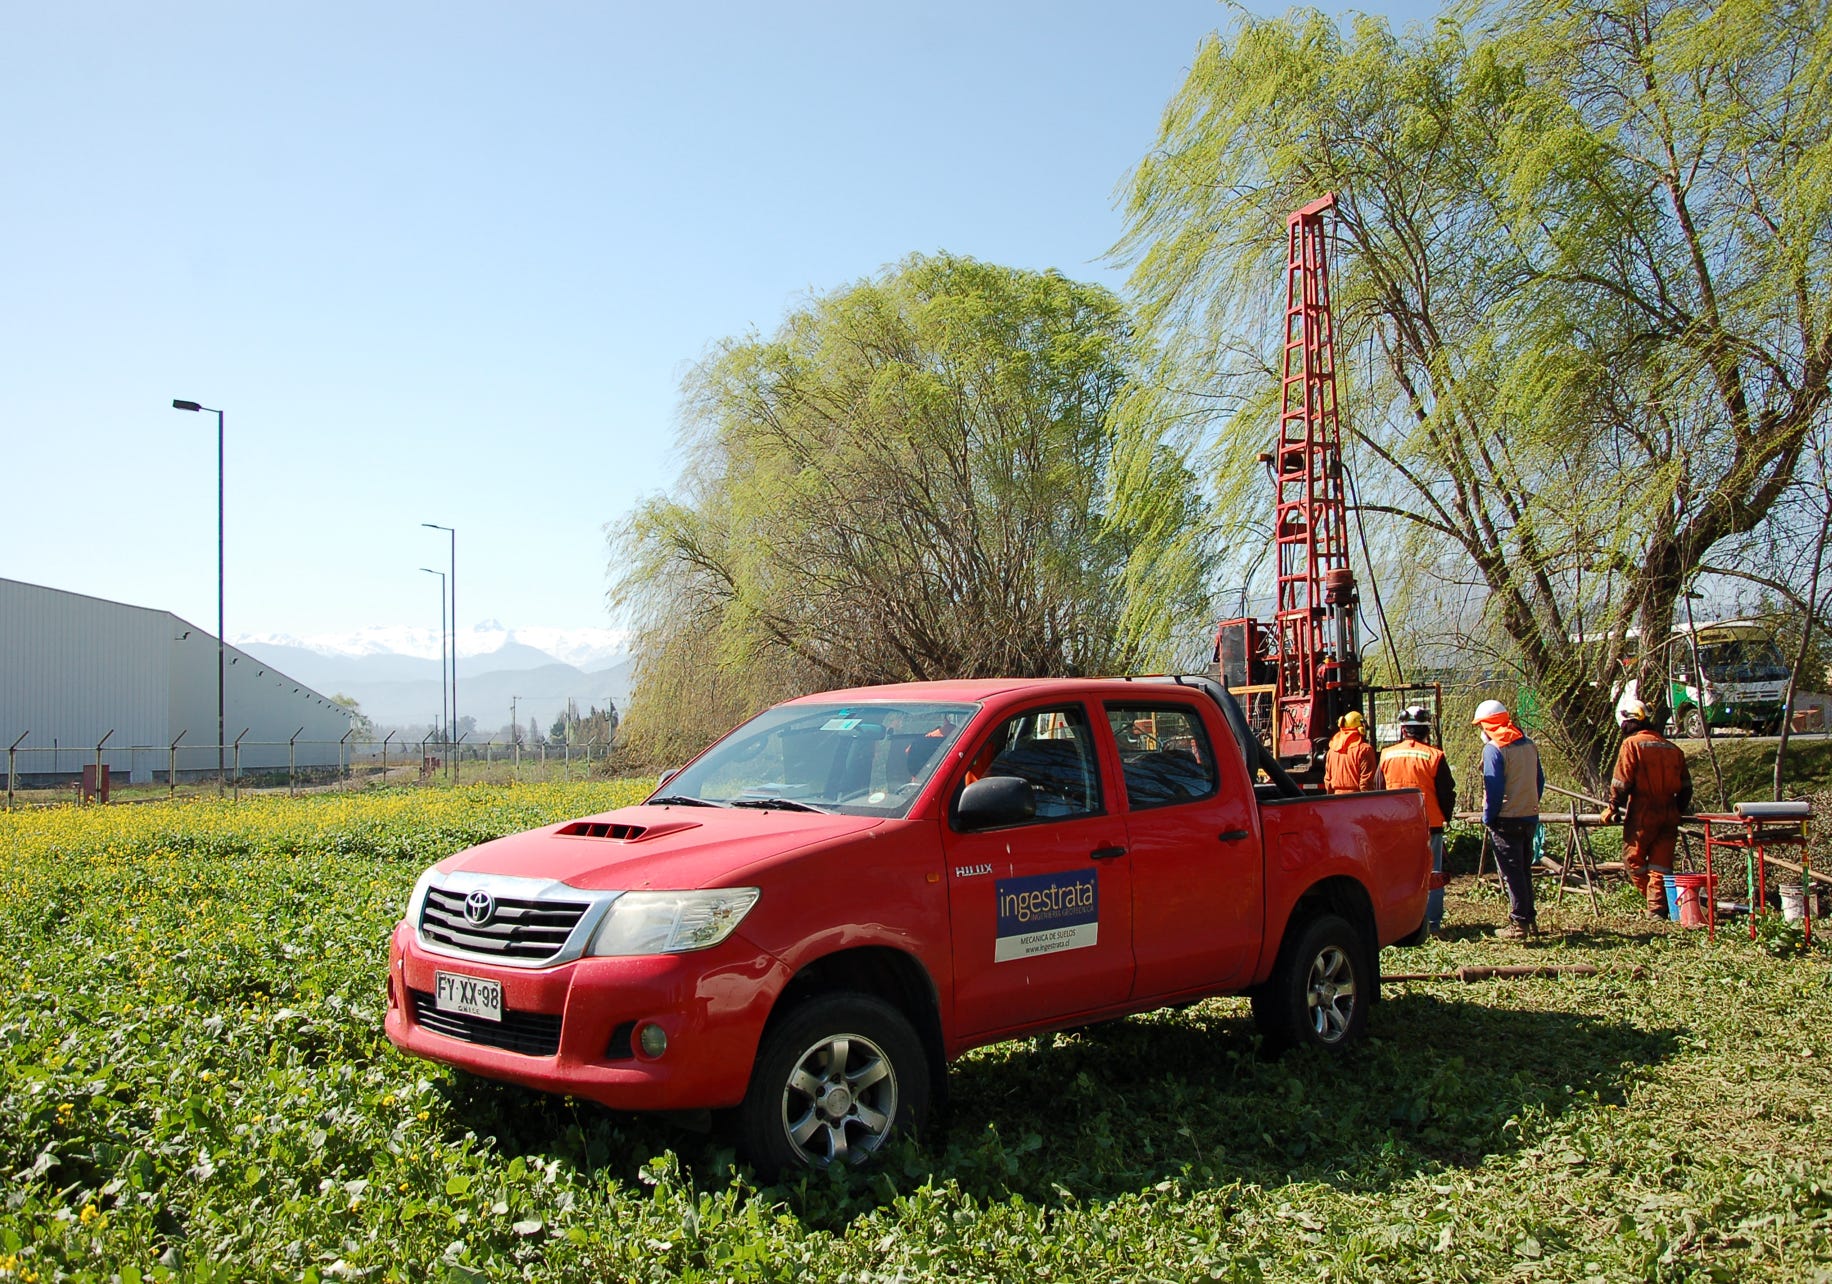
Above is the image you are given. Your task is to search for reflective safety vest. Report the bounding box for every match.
[1376,740,1451,828]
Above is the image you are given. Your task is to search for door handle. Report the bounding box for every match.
[1090,845,1127,861]
[1219,829,1250,843]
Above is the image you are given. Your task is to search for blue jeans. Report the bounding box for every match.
[1427,828,1445,929]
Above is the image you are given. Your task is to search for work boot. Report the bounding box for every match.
[1494,921,1534,941]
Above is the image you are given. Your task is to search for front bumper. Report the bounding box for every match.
[384,921,789,1111]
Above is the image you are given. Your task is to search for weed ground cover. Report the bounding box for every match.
[2,785,1829,1282]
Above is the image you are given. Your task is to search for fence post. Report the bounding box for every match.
[7,731,26,811]
[339,729,352,781]
[288,727,304,796]
[421,732,434,785]
[93,730,114,805]
[383,731,396,787]
[169,730,186,799]
[455,732,468,785]
[233,729,248,802]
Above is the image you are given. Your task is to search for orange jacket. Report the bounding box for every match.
[1609,729,1692,832]
[1375,738,1455,828]
[1324,728,1376,794]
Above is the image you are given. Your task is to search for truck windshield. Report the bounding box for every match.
[1695,639,1790,682]
[653,701,978,818]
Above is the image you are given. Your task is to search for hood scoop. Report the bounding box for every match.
[556,819,702,842]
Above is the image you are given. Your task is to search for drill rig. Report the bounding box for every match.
[1212,194,1368,781]
[1214,194,1447,782]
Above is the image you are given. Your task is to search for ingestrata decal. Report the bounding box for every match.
[994,869,1099,962]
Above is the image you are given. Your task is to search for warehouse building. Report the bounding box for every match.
[1,577,354,785]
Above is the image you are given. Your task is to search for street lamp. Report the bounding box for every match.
[172,398,226,794]
[423,523,456,778]
[420,568,447,765]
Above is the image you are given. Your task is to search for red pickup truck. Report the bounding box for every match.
[385,676,1431,1175]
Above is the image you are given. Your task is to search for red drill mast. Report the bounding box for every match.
[1214,194,1364,777]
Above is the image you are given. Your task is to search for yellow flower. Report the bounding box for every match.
[80,1203,99,1224]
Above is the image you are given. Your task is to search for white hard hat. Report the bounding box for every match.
[1471,698,1508,723]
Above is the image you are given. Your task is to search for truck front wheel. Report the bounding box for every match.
[1251,914,1370,1052]
[735,992,929,1178]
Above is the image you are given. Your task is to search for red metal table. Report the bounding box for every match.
[1694,803,1813,944]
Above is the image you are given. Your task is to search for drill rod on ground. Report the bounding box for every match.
[1383,965,1602,983]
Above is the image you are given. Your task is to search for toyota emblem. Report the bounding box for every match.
[463,889,495,926]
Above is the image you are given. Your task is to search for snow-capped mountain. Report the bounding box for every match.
[236,622,630,670]
[232,623,633,732]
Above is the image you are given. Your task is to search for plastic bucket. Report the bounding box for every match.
[1672,873,1716,929]
[1780,883,1807,922]
[1664,878,1680,920]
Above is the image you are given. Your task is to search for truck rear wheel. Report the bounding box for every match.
[1251,913,1370,1052]
[735,992,929,1179]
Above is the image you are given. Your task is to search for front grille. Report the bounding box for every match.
[409,988,562,1057]
[419,886,590,962]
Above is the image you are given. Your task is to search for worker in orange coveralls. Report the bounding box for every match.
[1604,699,1693,919]
[1324,710,1376,794]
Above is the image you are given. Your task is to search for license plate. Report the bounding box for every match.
[434,971,502,1022]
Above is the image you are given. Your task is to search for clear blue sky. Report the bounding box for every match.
[3,0,1441,647]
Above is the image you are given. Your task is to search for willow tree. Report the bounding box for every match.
[1117,0,1832,784]
[610,253,1214,765]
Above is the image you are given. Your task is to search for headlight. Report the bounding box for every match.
[403,868,438,924]
[587,888,761,956]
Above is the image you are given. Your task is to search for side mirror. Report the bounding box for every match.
[657,767,679,787]
[955,776,1036,830]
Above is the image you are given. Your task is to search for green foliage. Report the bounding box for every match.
[4,789,1832,1279]
[1752,911,1829,960]
[609,254,1216,768]
[1679,736,1832,804]
[1116,0,1832,789]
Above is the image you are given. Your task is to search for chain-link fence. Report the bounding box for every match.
[2,733,617,807]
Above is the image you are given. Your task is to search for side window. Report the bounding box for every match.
[1107,704,1219,810]
[968,704,1103,820]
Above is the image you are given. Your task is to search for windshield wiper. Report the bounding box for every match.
[729,797,832,813]
[649,794,727,808]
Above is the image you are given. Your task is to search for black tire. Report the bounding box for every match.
[735,992,929,1179]
[1678,705,1707,739]
[1250,913,1371,1052]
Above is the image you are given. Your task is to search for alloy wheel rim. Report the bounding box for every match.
[779,1032,898,1166]
[1305,945,1356,1043]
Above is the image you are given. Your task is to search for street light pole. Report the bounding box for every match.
[420,568,447,770]
[423,523,456,779]
[172,399,226,794]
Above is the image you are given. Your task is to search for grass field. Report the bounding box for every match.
[3,785,1829,1282]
